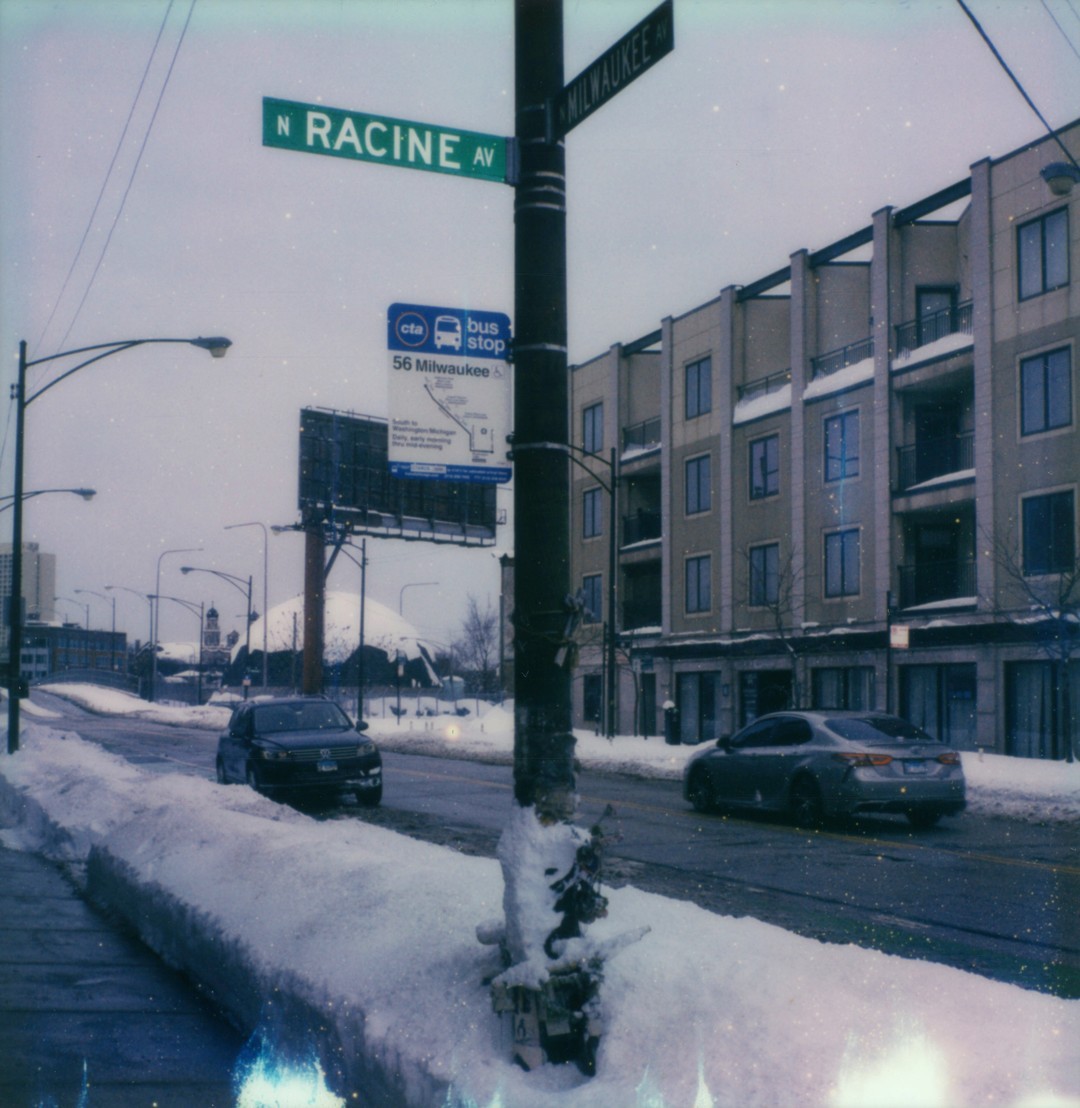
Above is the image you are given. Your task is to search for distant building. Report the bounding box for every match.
[0,543,56,651]
[569,119,1080,759]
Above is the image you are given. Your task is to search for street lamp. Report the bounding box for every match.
[180,566,253,697]
[0,488,95,512]
[105,585,154,696]
[7,335,231,754]
[54,595,89,668]
[75,589,116,672]
[225,521,269,690]
[150,594,204,706]
[152,547,203,703]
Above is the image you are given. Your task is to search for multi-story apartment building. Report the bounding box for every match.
[569,120,1080,760]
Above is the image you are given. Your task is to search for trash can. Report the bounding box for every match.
[663,700,680,745]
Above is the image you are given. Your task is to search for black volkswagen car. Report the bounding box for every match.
[216,696,381,806]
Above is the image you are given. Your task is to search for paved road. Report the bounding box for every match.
[31,691,1080,997]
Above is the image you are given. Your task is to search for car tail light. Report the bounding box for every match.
[833,752,893,768]
[936,751,961,765]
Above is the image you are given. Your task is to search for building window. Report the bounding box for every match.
[685,356,712,419]
[900,663,977,751]
[812,667,875,710]
[825,528,860,597]
[1023,490,1075,575]
[685,454,711,515]
[749,543,779,606]
[749,434,779,499]
[583,402,603,455]
[686,554,711,614]
[1021,348,1072,436]
[1018,207,1069,300]
[1006,661,1077,759]
[583,487,603,539]
[582,574,602,623]
[824,410,860,482]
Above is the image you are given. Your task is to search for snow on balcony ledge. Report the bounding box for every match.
[891,330,974,372]
[733,383,791,425]
[802,356,875,401]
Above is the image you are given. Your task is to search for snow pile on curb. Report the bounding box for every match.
[1,724,1078,1107]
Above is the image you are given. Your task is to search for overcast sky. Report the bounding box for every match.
[1,0,1077,651]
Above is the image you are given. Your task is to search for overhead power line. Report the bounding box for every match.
[956,0,1080,171]
[50,1,199,362]
[33,0,177,361]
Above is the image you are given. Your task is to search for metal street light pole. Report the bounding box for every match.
[0,488,95,512]
[180,566,252,697]
[153,547,203,703]
[75,589,116,672]
[151,594,205,706]
[225,521,270,690]
[105,585,153,690]
[6,335,230,754]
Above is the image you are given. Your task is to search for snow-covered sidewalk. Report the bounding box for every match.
[0,690,1077,1106]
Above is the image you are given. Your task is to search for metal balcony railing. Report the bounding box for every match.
[898,557,975,608]
[896,431,974,491]
[810,336,874,380]
[895,301,973,359]
[622,417,661,454]
[622,599,662,631]
[621,509,662,546]
[737,368,791,403]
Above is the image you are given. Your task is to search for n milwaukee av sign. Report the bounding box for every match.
[548,0,673,141]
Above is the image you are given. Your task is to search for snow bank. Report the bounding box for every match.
[1,725,1077,1107]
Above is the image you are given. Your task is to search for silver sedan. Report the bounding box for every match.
[683,710,966,829]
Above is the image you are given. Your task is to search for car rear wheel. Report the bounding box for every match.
[687,768,715,814]
[215,757,228,784]
[790,777,823,827]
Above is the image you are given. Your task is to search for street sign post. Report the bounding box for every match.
[548,0,673,141]
[387,302,512,484]
[263,97,509,184]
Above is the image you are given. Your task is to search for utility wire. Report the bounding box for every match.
[956,0,1080,171]
[53,0,198,358]
[1041,0,1080,61]
[33,1,177,362]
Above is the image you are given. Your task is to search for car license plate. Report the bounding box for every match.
[903,760,928,775]
[317,760,338,773]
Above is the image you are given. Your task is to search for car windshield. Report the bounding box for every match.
[827,716,940,746]
[253,702,350,734]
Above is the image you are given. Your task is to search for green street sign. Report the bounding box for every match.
[262,97,509,184]
[549,0,674,141]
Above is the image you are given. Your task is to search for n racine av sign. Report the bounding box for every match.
[262,97,508,183]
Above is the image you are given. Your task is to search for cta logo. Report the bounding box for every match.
[394,310,429,348]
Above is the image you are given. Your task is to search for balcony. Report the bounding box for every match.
[621,509,662,546]
[737,368,791,403]
[810,336,873,381]
[896,430,974,491]
[622,417,661,456]
[895,301,972,360]
[898,557,975,609]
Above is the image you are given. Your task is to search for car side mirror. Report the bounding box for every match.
[356,720,369,732]
[718,735,731,751]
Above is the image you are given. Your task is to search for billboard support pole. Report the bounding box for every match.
[302,522,325,694]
